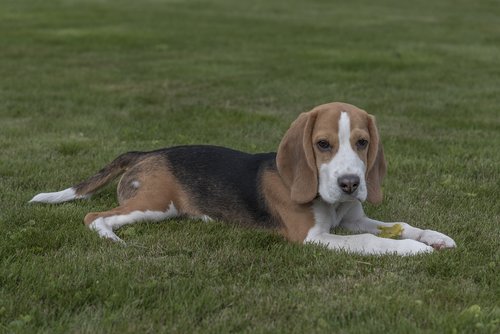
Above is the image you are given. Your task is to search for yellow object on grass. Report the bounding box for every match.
[378,224,404,239]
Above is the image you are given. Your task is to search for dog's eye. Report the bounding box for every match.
[356,139,368,149]
[317,140,331,151]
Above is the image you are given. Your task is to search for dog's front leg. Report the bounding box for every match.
[305,231,434,255]
[305,201,434,255]
[340,201,456,250]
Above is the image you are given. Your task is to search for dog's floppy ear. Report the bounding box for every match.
[366,114,387,204]
[276,111,318,204]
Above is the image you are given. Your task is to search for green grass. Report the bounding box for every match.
[1,0,499,332]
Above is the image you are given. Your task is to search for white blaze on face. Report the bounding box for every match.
[318,112,367,203]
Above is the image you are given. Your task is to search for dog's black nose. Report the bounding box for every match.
[338,174,360,194]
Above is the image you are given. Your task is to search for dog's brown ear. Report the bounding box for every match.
[276,111,318,204]
[366,115,387,204]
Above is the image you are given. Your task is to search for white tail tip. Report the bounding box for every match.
[29,188,86,204]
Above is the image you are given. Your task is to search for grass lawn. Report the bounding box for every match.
[1,0,499,332]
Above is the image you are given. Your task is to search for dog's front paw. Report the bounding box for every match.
[418,230,456,250]
[395,239,434,256]
[371,237,433,256]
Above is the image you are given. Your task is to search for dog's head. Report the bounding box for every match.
[277,102,386,205]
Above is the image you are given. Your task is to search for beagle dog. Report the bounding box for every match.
[30,102,456,255]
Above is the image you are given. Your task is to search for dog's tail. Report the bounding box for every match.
[29,151,148,204]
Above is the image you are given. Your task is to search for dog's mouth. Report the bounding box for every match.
[339,192,362,202]
[318,188,361,204]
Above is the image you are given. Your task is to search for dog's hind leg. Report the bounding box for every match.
[84,201,179,242]
[83,156,196,242]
